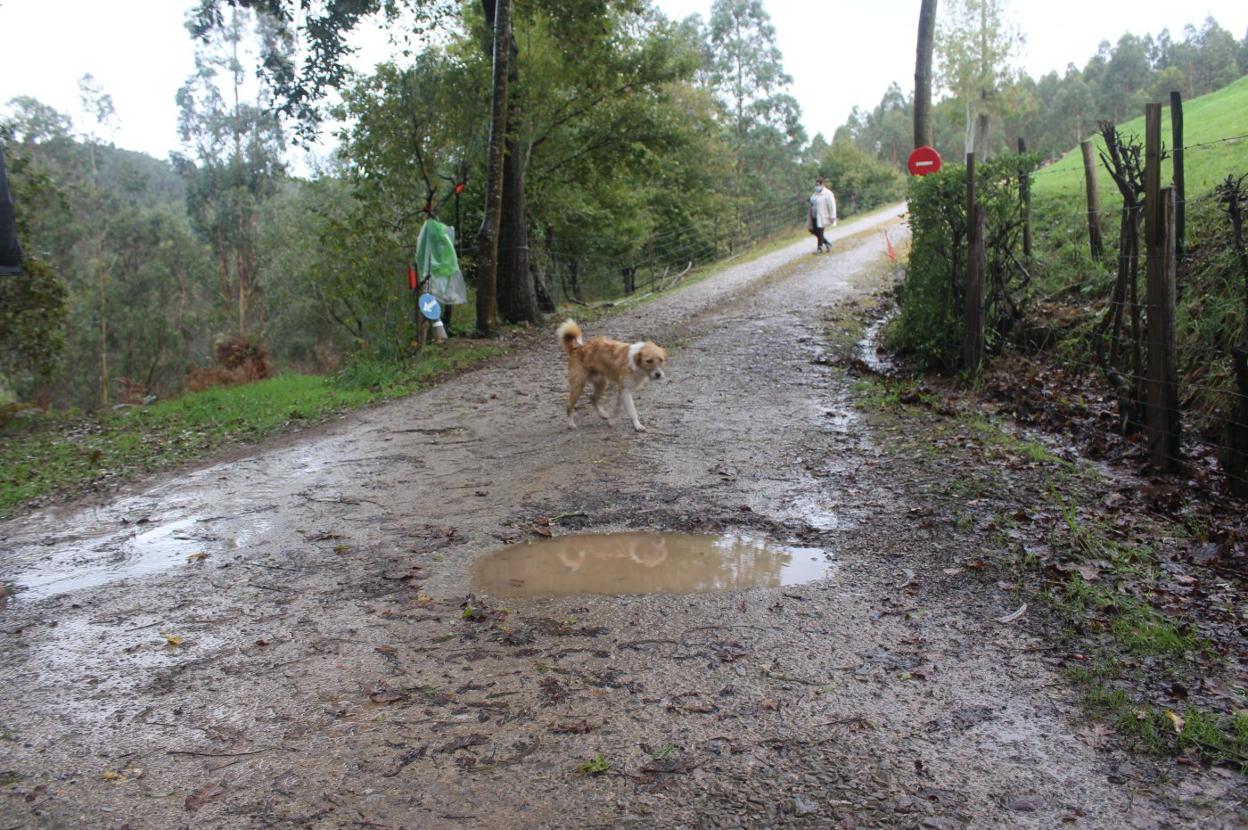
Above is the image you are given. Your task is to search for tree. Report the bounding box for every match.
[190,0,455,143]
[936,0,1021,159]
[1097,34,1150,123]
[1192,17,1241,94]
[177,5,287,341]
[914,0,938,149]
[702,0,804,236]
[77,74,119,405]
[0,144,67,400]
[475,0,512,335]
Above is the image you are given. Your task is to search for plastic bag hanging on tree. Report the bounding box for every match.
[416,219,468,305]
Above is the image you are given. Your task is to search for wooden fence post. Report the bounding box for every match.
[1018,137,1032,259]
[961,152,984,373]
[1145,102,1181,472]
[1080,139,1104,259]
[1170,91,1185,261]
[962,204,987,374]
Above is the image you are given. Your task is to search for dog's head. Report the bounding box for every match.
[631,342,667,381]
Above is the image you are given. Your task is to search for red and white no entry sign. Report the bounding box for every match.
[907,146,942,176]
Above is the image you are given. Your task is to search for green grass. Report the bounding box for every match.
[840,351,1245,768]
[0,341,504,518]
[1032,74,1248,203]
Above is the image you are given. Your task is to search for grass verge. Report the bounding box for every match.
[827,294,1247,771]
[0,341,504,518]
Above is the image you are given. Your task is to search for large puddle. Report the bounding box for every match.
[472,532,834,597]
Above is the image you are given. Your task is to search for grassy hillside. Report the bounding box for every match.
[1032,74,1248,203]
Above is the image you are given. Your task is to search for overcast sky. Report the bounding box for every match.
[1,0,1245,163]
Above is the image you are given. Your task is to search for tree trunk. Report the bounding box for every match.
[488,0,539,326]
[913,0,938,150]
[498,131,538,323]
[475,0,512,336]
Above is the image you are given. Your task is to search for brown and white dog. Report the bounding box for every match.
[557,319,667,432]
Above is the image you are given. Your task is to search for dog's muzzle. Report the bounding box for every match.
[651,369,666,381]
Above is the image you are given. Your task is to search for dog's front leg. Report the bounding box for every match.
[621,390,645,432]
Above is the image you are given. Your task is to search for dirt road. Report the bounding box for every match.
[0,209,1236,828]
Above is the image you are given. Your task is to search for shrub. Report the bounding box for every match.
[186,337,273,391]
[0,257,67,401]
[891,154,1037,371]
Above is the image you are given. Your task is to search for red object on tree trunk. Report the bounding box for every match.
[408,264,417,291]
[907,146,942,176]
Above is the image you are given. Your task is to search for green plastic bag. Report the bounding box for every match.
[416,219,468,305]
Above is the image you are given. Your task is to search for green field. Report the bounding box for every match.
[1032,75,1248,204]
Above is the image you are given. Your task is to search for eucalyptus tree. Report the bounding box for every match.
[176,4,288,340]
[77,73,119,404]
[936,0,1021,159]
[701,0,804,235]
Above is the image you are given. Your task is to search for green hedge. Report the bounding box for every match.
[891,154,1037,371]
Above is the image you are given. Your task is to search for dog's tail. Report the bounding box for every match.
[557,319,583,354]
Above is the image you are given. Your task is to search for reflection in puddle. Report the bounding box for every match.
[8,518,206,602]
[472,532,834,597]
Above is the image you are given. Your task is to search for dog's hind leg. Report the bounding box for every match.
[566,376,586,429]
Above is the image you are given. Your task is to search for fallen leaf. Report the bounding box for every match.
[1165,710,1185,734]
[163,635,185,647]
[942,567,963,576]
[99,770,126,782]
[186,552,208,563]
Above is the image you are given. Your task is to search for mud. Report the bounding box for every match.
[471,532,833,597]
[0,206,1239,829]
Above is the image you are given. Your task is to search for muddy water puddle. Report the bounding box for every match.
[5,517,233,603]
[857,311,897,373]
[472,532,834,597]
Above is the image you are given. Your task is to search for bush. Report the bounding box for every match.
[185,337,273,391]
[0,257,67,402]
[891,154,1037,370]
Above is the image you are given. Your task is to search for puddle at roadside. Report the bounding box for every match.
[5,517,210,603]
[857,311,896,373]
[472,532,834,598]
[786,493,846,531]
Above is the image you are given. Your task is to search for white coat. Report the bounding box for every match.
[809,188,837,229]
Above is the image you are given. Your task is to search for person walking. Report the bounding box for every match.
[807,177,837,254]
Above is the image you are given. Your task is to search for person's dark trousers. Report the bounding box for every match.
[813,226,830,252]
